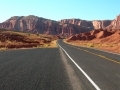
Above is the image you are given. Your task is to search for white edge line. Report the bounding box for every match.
[58,43,101,90]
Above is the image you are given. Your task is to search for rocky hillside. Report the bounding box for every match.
[66,28,120,54]
[1,15,120,36]
[66,29,120,43]
[58,19,111,29]
[0,30,59,49]
[106,15,120,29]
[0,15,92,37]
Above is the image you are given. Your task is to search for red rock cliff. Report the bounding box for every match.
[59,19,112,29]
[1,15,118,36]
[0,15,93,36]
[106,15,120,29]
[92,20,111,29]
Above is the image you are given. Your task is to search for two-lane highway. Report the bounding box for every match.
[58,39,120,90]
[0,39,120,90]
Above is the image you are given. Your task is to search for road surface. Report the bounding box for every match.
[58,39,120,90]
[0,39,120,90]
[0,48,72,90]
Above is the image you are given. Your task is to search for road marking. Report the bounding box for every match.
[68,45,120,65]
[59,48,82,90]
[80,48,120,64]
[65,42,120,55]
[58,44,101,90]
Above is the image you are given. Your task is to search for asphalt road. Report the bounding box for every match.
[0,48,72,90]
[58,39,120,90]
[0,40,120,90]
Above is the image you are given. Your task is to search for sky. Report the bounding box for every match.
[0,0,120,22]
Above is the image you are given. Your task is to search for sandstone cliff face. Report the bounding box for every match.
[58,19,94,28]
[0,15,58,34]
[92,20,111,29]
[106,15,120,29]
[0,15,93,36]
[1,15,120,36]
[59,19,112,30]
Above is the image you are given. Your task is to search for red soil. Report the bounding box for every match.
[0,30,59,49]
[66,29,120,54]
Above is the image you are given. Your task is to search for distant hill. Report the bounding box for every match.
[1,15,120,36]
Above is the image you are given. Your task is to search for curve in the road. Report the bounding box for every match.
[58,44,101,90]
[58,39,120,90]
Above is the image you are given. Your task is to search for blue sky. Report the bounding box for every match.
[0,0,120,22]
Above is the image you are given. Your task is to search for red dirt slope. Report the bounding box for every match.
[66,29,120,54]
[0,30,59,49]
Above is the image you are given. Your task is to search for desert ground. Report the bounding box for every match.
[65,29,120,54]
[0,29,59,50]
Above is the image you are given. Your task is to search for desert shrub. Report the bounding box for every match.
[36,34,39,36]
[44,44,49,48]
[28,33,31,36]
[88,43,94,47]
[0,47,7,50]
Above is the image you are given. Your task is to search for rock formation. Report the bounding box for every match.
[92,20,111,29]
[58,19,112,29]
[58,19,93,27]
[66,28,120,43]
[66,29,120,54]
[1,15,120,36]
[0,15,93,36]
[106,15,120,29]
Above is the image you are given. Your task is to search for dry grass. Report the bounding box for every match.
[0,30,59,50]
[36,40,58,48]
[0,47,7,50]
[64,39,120,54]
[49,40,58,48]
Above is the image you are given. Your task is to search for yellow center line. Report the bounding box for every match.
[69,45,120,65]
